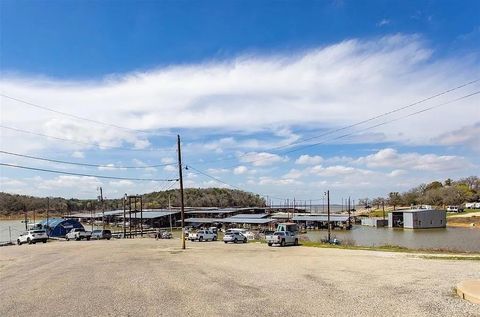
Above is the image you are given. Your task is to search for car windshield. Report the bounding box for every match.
[32,230,45,233]
[93,230,101,233]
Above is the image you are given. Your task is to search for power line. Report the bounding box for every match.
[0,125,175,152]
[184,90,479,197]
[274,90,480,157]
[226,90,480,167]
[0,93,175,136]
[0,163,179,182]
[0,150,178,169]
[186,78,480,166]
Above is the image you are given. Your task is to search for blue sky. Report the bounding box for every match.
[1,0,479,203]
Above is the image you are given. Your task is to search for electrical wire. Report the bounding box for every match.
[0,163,179,182]
[0,125,175,152]
[0,150,178,169]
[225,90,480,167]
[0,93,175,136]
[184,78,480,166]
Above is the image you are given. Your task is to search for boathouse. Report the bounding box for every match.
[388,209,446,229]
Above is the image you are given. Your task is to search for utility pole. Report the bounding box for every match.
[99,187,105,230]
[382,200,385,221]
[177,135,186,250]
[140,195,143,237]
[23,205,28,230]
[348,196,351,229]
[327,190,331,242]
[46,197,50,237]
[123,194,127,238]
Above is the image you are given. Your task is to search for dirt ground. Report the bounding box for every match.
[1,239,479,317]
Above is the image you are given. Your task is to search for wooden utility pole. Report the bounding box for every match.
[348,196,351,229]
[46,197,50,237]
[123,193,127,238]
[177,135,186,250]
[99,187,105,230]
[327,190,331,242]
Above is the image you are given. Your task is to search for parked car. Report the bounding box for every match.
[225,228,255,240]
[223,231,247,244]
[17,230,48,245]
[91,229,112,240]
[65,228,92,241]
[188,229,217,242]
[266,231,298,247]
[446,206,464,212]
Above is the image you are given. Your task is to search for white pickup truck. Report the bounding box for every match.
[188,229,217,242]
[65,228,92,241]
[266,231,298,247]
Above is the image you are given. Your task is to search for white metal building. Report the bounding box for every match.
[388,209,446,229]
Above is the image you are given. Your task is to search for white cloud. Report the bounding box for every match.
[283,169,303,179]
[434,122,480,152]
[233,165,248,175]
[239,152,288,167]
[71,151,85,159]
[377,19,390,27]
[310,165,373,177]
[1,34,478,155]
[355,148,471,171]
[295,154,324,165]
[163,165,177,172]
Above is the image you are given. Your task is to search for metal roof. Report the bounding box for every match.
[221,217,275,224]
[184,218,224,223]
[230,213,269,219]
[185,209,239,214]
[120,211,179,219]
[292,215,349,222]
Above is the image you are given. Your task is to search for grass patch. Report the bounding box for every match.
[447,208,480,217]
[420,255,480,261]
[296,240,480,256]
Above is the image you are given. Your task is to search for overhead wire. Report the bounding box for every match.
[183,78,480,166]
[0,93,175,136]
[0,125,175,152]
[223,89,480,167]
[0,163,179,182]
[184,90,480,199]
[0,150,178,169]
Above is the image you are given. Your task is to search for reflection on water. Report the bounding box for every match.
[305,225,480,252]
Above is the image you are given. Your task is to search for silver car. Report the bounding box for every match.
[223,232,247,244]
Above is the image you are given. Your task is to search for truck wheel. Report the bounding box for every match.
[294,239,298,246]
[43,239,47,243]
[224,241,228,244]
[267,243,272,247]
[66,237,70,241]
[243,238,247,243]
[27,238,32,244]
[199,236,203,242]
[17,239,21,245]
[234,238,237,243]
[280,239,285,247]
[86,237,91,241]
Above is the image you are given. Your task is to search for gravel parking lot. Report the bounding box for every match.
[1,239,479,316]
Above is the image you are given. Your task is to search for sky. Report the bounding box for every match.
[0,0,479,204]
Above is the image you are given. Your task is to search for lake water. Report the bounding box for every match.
[2,220,480,252]
[304,225,480,252]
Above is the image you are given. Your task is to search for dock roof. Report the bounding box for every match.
[292,215,349,222]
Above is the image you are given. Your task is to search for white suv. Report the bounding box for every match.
[17,230,48,245]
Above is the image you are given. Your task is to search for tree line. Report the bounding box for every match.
[0,188,266,217]
[358,176,480,209]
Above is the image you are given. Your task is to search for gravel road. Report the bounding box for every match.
[1,239,479,316]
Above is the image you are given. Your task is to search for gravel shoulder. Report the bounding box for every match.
[1,239,479,317]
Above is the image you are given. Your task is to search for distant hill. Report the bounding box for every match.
[0,188,266,217]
